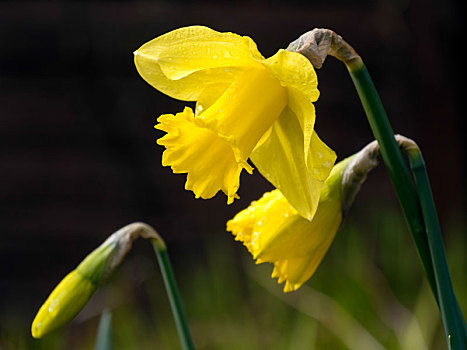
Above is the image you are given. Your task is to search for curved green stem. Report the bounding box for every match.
[347,59,438,301]
[406,147,467,350]
[152,239,195,350]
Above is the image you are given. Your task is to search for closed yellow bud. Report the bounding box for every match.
[31,270,96,338]
[31,222,158,338]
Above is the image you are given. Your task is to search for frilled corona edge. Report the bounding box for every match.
[135,25,336,220]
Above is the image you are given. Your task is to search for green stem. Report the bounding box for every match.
[151,239,195,350]
[346,59,438,301]
[94,310,113,350]
[406,147,467,350]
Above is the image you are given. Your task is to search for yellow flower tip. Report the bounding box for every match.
[283,281,293,293]
[283,280,301,293]
[31,270,97,338]
[241,160,254,175]
[226,193,239,205]
[271,267,279,278]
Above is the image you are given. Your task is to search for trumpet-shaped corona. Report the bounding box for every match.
[135,26,335,219]
[227,157,353,292]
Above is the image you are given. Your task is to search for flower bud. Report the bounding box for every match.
[31,270,97,338]
[32,222,160,338]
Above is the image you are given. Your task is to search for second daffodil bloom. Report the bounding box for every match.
[227,157,353,292]
[134,26,336,219]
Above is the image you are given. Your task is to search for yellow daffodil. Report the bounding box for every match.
[134,26,336,219]
[227,156,353,292]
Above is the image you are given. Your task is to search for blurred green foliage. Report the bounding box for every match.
[1,203,465,349]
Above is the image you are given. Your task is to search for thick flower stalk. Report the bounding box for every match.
[134,26,336,220]
[227,139,383,292]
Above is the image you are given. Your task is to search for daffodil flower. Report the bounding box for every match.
[227,156,353,292]
[134,26,336,219]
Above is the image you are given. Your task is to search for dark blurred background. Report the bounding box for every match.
[0,0,465,349]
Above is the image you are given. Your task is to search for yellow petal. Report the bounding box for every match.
[134,26,264,101]
[195,82,232,117]
[251,106,335,220]
[31,270,96,338]
[307,132,336,182]
[263,50,332,184]
[135,63,239,102]
[263,49,319,102]
[195,68,288,164]
[156,107,250,204]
